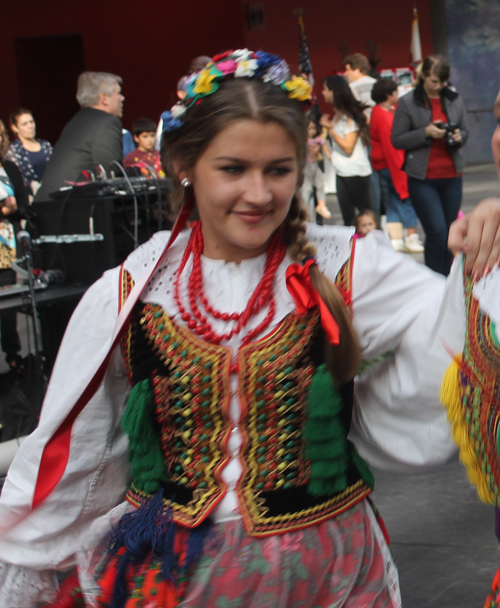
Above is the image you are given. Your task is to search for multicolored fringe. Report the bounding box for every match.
[440,356,494,504]
[96,491,211,608]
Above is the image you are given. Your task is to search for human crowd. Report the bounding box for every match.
[0,46,499,608]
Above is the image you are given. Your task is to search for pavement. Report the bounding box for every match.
[0,164,500,606]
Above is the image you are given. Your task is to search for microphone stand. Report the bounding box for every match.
[17,231,45,376]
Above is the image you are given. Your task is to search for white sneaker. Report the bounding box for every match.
[391,239,406,252]
[404,233,425,253]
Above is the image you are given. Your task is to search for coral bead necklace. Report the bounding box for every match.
[173,221,286,345]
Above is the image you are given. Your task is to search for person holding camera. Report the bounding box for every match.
[392,55,468,275]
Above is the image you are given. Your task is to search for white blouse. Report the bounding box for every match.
[0,223,497,606]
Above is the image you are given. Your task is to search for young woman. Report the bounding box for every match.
[5,108,52,196]
[320,75,372,226]
[392,55,468,275]
[370,79,423,253]
[301,117,331,222]
[0,50,498,608]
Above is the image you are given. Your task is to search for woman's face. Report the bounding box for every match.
[492,90,500,178]
[322,84,334,106]
[182,119,299,263]
[387,89,399,107]
[12,113,36,140]
[422,72,444,97]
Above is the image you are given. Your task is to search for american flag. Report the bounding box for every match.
[298,14,316,101]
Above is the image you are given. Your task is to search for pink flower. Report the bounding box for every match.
[281,531,304,553]
[217,59,238,75]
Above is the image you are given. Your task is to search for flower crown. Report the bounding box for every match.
[161,49,312,133]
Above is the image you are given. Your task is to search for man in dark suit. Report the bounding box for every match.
[35,72,124,201]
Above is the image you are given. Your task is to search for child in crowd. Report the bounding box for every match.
[123,117,165,177]
[354,209,377,238]
[301,118,331,222]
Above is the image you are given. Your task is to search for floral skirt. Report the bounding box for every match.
[74,499,401,608]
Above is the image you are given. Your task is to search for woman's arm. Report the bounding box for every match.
[330,127,359,155]
[391,98,432,150]
[320,114,359,155]
[455,96,469,148]
[3,161,29,218]
[449,197,500,277]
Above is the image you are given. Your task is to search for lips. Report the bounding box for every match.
[233,210,270,224]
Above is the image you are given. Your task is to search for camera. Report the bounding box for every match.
[439,122,460,147]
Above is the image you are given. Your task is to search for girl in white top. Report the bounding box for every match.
[321,75,373,226]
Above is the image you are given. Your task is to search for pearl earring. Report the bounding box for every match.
[181,178,191,187]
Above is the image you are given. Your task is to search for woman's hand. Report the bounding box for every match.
[319,114,332,129]
[425,122,447,139]
[1,196,17,216]
[451,129,462,144]
[448,197,500,278]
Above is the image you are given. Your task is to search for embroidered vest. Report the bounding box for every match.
[120,257,373,537]
[441,273,500,506]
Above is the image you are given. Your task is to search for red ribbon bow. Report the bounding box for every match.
[285,259,340,345]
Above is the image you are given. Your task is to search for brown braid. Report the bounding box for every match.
[283,195,361,385]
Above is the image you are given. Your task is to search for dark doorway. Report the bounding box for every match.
[14,33,85,145]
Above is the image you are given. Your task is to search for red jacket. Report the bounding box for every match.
[370,104,409,200]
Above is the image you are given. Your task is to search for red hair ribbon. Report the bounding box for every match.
[285,258,340,345]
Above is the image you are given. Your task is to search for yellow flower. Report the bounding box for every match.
[193,69,219,95]
[283,77,312,101]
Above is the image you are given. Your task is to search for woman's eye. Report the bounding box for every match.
[269,166,292,176]
[220,165,244,175]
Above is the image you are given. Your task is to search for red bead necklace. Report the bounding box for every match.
[173,221,286,345]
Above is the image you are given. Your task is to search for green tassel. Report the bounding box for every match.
[304,364,374,497]
[349,443,375,489]
[122,378,167,494]
[304,364,349,497]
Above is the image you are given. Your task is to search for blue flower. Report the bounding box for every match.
[161,111,183,132]
[255,51,282,74]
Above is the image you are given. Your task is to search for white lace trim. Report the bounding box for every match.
[0,560,58,607]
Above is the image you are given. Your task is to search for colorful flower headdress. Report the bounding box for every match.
[161,49,312,133]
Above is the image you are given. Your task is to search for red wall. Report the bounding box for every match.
[1,0,433,142]
[0,0,246,141]
[243,0,434,112]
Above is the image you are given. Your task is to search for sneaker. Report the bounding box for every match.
[404,233,425,253]
[391,239,406,252]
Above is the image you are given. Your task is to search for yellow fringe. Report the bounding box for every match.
[440,356,495,504]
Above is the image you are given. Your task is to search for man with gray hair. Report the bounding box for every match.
[36,72,124,201]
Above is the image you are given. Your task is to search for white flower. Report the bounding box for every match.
[232,48,251,60]
[235,58,258,78]
[170,103,186,118]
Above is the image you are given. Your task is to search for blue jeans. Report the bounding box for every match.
[407,176,462,276]
[378,169,418,228]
